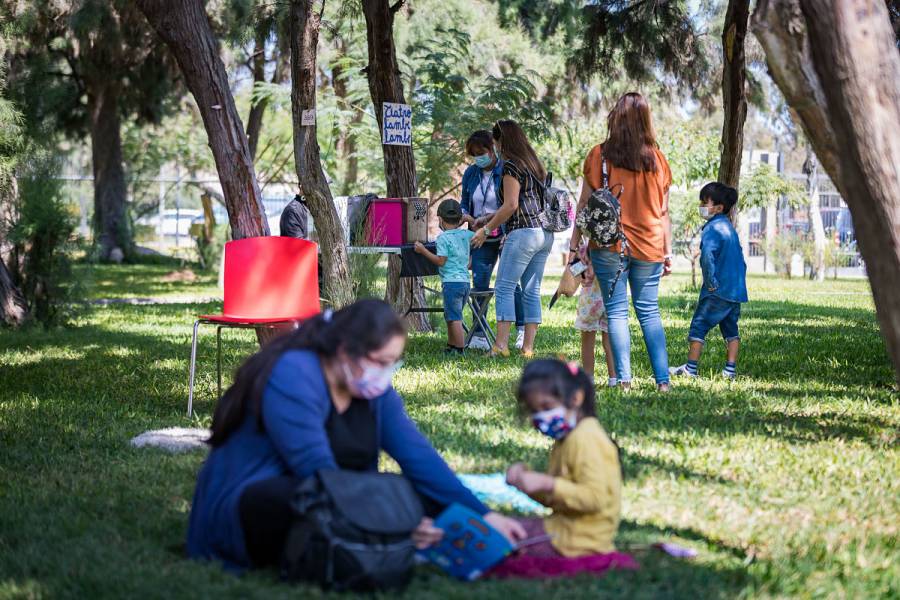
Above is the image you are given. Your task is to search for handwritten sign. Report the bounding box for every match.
[382,102,412,146]
[301,109,316,126]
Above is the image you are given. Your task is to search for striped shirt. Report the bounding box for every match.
[500,160,544,231]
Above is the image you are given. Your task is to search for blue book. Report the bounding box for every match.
[423,503,514,581]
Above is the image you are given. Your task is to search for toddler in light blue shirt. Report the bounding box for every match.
[415,199,474,354]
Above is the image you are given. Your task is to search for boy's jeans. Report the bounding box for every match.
[470,241,524,336]
[688,295,741,343]
[495,228,553,323]
[590,250,669,384]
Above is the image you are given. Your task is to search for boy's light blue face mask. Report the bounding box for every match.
[474,152,493,169]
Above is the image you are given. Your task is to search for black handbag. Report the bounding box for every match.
[281,470,424,592]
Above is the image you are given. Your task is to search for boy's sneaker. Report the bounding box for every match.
[467,335,491,352]
[669,364,698,378]
[515,329,525,350]
[443,346,464,356]
[722,361,737,379]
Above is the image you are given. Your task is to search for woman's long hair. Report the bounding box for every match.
[602,92,659,172]
[207,299,407,447]
[492,120,546,181]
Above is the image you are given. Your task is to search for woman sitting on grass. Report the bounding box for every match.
[505,359,624,559]
[187,299,525,571]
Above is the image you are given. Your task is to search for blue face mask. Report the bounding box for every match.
[474,153,492,169]
[531,406,577,440]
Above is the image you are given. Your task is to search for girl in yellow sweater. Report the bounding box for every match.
[505,359,623,558]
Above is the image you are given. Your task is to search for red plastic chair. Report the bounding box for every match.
[187,236,320,416]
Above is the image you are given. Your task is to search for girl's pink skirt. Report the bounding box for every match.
[487,517,639,580]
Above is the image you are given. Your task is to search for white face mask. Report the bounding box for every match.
[699,206,714,220]
[343,360,403,400]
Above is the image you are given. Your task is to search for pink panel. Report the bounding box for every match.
[366,200,406,246]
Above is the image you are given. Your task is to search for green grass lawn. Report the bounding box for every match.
[1,264,897,599]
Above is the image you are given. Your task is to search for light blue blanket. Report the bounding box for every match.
[458,473,547,515]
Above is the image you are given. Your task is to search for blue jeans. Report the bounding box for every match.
[689,295,741,343]
[471,241,524,336]
[442,281,470,322]
[495,228,553,324]
[590,250,669,384]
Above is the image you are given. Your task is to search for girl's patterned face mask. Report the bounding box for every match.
[531,406,576,440]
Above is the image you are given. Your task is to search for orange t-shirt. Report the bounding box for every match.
[582,144,672,263]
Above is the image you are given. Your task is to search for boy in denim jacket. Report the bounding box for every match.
[671,182,748,379]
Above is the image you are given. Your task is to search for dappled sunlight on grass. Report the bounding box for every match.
[0,266,897,597]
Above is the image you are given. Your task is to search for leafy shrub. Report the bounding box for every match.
[7,152,79,326]
[766,232,808,279]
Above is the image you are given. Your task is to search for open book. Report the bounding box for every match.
[422,503,551,581]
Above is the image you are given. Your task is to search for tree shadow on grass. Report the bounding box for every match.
[0,307,261,422]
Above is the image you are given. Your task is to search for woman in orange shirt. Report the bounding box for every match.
[569,93,673,391]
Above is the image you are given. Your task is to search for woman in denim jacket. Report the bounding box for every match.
[460,130,525,351]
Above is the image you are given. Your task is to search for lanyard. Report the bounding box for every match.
[477,171,493,217]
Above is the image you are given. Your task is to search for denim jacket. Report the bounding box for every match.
[699,214,748,303]
[460,160,504,219]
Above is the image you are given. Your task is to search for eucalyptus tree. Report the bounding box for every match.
[754,0,900,385]
[0,31,28,326]
[135,0,270,241]
[5,0,180,260]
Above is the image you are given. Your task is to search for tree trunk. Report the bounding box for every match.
[87,80,130,261]
[135,0,269,241]
[290,0,354,309]
[361,0,429,332]
[805,152,826,282]
[331,37,364,196]
[718,0,751,188]
[0,259,28,327]
[246,29,269,162]
[754,0,900,386]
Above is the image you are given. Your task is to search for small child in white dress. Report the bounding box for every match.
[575,245,617,387]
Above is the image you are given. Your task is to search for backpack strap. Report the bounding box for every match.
[601,158,609,189]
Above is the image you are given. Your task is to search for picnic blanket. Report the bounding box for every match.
[457,473,546,514]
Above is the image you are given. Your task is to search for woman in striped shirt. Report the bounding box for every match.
[471,120,554,358]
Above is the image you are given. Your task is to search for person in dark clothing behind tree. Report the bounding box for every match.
[279,193,322,292]
[280,194,309,239]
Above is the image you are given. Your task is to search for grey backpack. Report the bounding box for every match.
[532,171,573,233]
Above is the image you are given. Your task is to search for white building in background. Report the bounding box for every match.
[738,149,856,261]
[740,149,781,257]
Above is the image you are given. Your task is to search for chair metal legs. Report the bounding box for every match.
[188,320,201,418]
[216,326,224,402]
[188,322,285,417]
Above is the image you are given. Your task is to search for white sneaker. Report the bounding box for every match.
[721,369,736,380]
[515,329,525,350]
[607,377,618,388]
[670,364,698,377]
[467,335,491,352]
